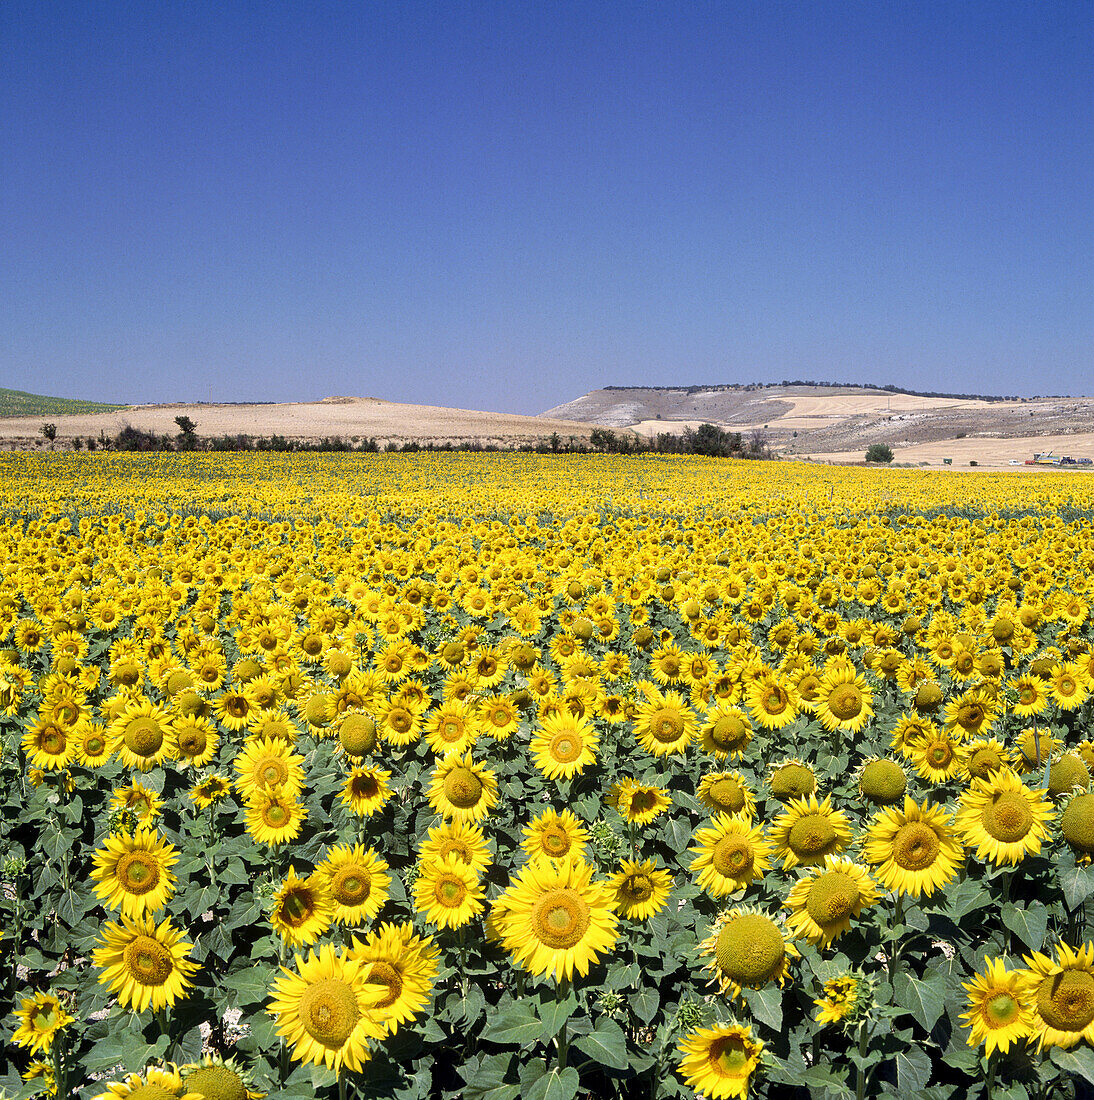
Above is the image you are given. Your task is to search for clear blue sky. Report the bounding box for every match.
[2,1,1091,413]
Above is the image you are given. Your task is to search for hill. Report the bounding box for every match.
[0,386,125,417]
[540,384,1094,468]
[0,396,606,451]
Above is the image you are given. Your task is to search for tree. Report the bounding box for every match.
[866,443,894,463]
[40,422,57,443]
[174,415,198,450]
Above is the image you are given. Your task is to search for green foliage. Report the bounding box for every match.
[865,443,894,463]
[0,387,123,417]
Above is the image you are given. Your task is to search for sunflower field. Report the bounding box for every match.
[2,451,1094,1100]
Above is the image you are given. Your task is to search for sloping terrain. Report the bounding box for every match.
[0,386,123,417]
[544,385,1094,468]
[0,396,603,450]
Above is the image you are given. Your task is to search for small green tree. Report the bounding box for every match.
[865,443,894,463]
[40,422,57,443]
[174,415,198,450]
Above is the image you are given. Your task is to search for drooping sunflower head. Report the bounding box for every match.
[855,758,907,806]
[814,972,874,1028]
[700,906,796,1000]
[1061,791,1094,864]
[699,705,753,759]
[783,856,880,946]
[697,772,756,819]
[768,759,817,801]
[336,710,380,759]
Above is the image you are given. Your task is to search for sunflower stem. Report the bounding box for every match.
[887,893,905,977]
[555,978,571,1071]
[338,1072,348,1100]
[984,1052,995,1098]
[51,1028,69,1100]
[854,1020,869,1100]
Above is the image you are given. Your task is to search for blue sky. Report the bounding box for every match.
[2,1,1091,413]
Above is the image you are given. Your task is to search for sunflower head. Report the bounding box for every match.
[768,760,816,801]
[856,758,906,806]
[701,906,795,999]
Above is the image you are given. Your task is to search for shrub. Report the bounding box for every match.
[865,444,894,463]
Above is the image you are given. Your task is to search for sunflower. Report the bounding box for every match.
[522,808,590,862]
[959,956,1034,1056]
[1047,753,1091,798]
[190,773,232,809]
[633,690,698,756]
[697,772,757,819]
[109,699,177,771]
[244,790,307,846]
[268,943,384,1073]
[530,712,599,780]
[74,721,109,765]
[606,779,672,825]
[425,752,499,822]
[689,815,773,897]
[955,767,1053,866]
[91,827,179,918]
[768,759,817,801]
[480,694,521,740]
[815,667,874,734]
[745,674,798,730]
[493,856,619,981]
[862,796,964,898]
[423,699,480,757]
[182,1055,265,1099]
[699,906,796,1000]
[341,764,394,818]
[93,913,198,1012]
[315,844,391,926]
[783,856,880,946]
[174,715,219,768]
[233,736,305,803]
[814,973,873,1027]
[1012,675,1050,718]
[110,782,164,825]
[1015,728,1063,773]
[1048,662,1090,710]
[943,688,996,738]
[608,858,673,921]
[913,733,967,784]
[854,757,906,806]
[22,714,76,771]
[769,795,853,870]
[419,820,493,876]
[699,705,753,760]
[11,991,74,1055]
[1061,791,1094,864]
[1021,940,1094,1050]
[348,921,440,1036]
[413,854,484,930]
[676,1021,763,1100]
[964,738,1014,782]
[90,1065,192,1100]
[271,867,333,948]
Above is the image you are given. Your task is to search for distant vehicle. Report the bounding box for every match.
[1008,459,1021,465]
